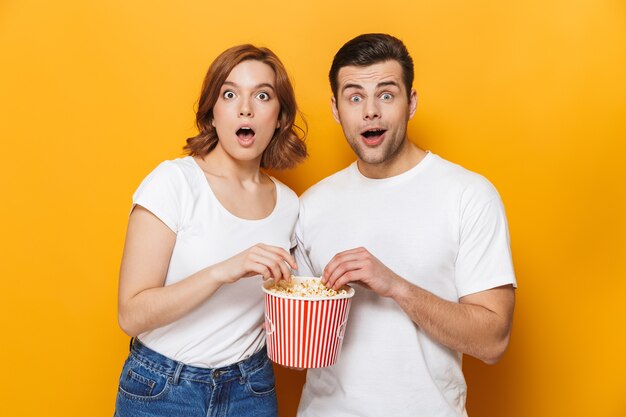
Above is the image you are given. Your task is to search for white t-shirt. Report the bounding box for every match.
[132,156,299,368]
[295,152,516,417]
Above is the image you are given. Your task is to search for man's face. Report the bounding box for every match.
[332,60,417,166]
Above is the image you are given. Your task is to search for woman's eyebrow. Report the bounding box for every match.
[222,81,276,91]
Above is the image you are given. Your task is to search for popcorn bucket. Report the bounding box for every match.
[262,277,354,368]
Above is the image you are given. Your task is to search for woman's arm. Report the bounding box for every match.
[117,205,295,337]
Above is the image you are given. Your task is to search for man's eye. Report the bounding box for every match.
[256,92,270,101]
[381,93,393,101]
[223,91,236,99]
[350,96,362,103]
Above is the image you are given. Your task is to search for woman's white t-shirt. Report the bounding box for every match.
[132,156,298,368]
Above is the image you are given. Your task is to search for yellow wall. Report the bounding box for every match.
[1,1,625,416]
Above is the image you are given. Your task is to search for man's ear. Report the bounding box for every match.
[409,89,418,120]
[331,96,341,124]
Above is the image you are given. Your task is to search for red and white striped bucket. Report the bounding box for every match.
[262,277,354,368]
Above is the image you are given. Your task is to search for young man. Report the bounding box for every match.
[295,34,517,416]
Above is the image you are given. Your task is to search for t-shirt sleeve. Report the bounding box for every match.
[131,161,186,233]
[455,182,517,297]
[293,201,316,277]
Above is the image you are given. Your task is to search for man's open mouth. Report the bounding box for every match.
[361,129,386,139]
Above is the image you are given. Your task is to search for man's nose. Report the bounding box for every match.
[363,99,380,120]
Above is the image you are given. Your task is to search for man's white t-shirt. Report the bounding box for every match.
[132,156,298,368]
[295,152,516,417]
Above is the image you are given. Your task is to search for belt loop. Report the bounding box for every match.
[128,337,134,351]
[172,362,184,385]
[237,360,248,384]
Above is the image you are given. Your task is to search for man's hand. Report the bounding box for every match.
[321,247,515,364]
[321,247,401,297]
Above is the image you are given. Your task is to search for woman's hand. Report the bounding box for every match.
[213,243,297,284]
[118,208,296,336]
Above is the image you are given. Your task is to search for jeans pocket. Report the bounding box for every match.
[118,355,170,401]
[245,357,276,397]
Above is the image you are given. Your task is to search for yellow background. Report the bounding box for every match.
[1,0,625,416]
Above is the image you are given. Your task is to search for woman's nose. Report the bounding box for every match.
[239,100,253,117]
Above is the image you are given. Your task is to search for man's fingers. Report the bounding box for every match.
[323,250,368,281]
[330,273,356,291]
[325,260,364,288]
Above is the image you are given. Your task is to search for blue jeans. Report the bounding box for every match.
[114,338,277,417]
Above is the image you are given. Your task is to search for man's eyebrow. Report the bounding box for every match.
[341,81,400,93]
[222,81,275,90]
[341,83,363,93]
[377,81,400,89]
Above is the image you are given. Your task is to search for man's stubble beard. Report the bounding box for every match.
[348,125,408,166]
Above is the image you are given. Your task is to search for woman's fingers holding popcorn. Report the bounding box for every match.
[248,244,294,282]
[242,256,272,280]
[219,244,296,283]
[256,244,297,270]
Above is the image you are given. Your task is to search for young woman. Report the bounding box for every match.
[114,45,307,417]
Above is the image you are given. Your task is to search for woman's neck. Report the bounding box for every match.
[196,143,264,183]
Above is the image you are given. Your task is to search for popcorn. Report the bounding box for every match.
[267,276,348,298]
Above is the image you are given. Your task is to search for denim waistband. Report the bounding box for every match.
[129,338,268,384]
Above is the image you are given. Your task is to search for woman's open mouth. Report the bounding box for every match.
[236,127,256,146]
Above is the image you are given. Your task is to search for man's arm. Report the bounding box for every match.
[392,278,514,364]
[322,247,515,364]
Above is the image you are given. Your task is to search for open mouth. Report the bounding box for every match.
[237,127,255,139]
[361,129,386,142]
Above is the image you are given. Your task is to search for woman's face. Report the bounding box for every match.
[211,60,281,164]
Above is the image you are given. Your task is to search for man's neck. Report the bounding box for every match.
[357,140,427,179]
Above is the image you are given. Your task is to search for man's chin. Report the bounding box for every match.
[354,150,387,165]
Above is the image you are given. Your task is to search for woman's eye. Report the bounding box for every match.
[223,91,236,99]
[381,93,393,101]
[349,96,362,103]
[256,92,270,101]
